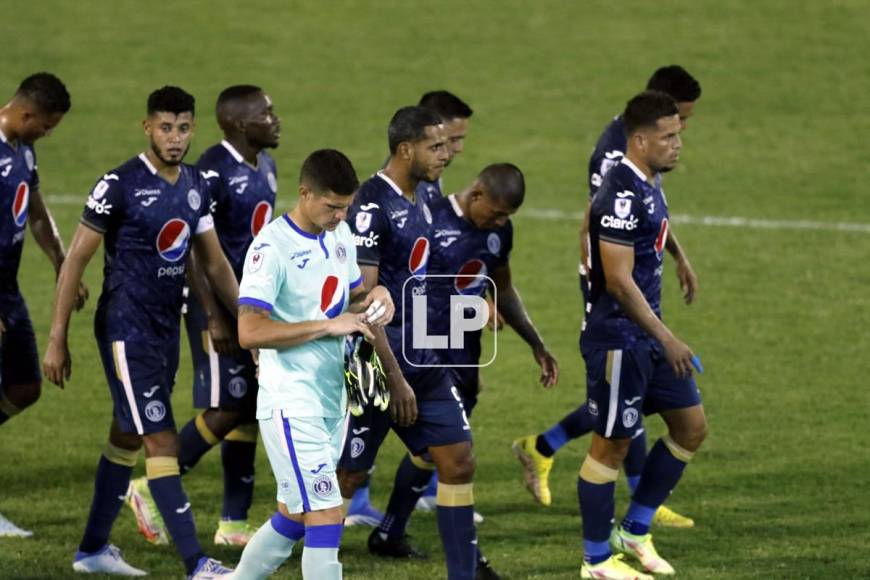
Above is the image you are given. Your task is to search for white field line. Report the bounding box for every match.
[45,194,870,235]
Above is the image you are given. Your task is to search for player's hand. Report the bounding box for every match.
[208,308,239,355]
[328,312,375,341]
[675,257,698,305]
[533,344,559,388]
[250,348,260,379]
[74,281,90,311]
[358,286,394,327]
[43,337,72,389]
[662,336,695,378]
[387,373,417,427]
[485,295,504,331]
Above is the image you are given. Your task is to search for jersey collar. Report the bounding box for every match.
[282,213,330,259]
[138,153,158,175]
[621,157,653,183]
[0,127,7,143]
[221,139,244,163]
[448,194,464,217]
[376,171,404,197]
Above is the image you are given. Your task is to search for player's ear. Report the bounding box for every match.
[142,117,152,136]
[398,141,412,161]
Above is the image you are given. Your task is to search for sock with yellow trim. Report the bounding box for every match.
[146,456,203,574]
[0,393,21,426]
[436,482,476,580]
[377,454,434,540]
[578,455,618,565]
[177,412,219,473]
[622,436,693,535]
[79,444,139,554]
[221,423,258,520]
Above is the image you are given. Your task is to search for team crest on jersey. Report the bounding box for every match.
[156,219,191,262]
[614,198,632,219]
[251,201,272,236]
[350,437,365,458]
[654,218,669,257]
[588,399,599,416]
[228,377,248,398]
[355,211,372,233]
[335,242,347,263]
[320,275,345,319]
[247,251,265,273]
[455,259,488,295]
[422,204,433,225]
[622,407,639,428]
[144,400,166,422]
[11,182,29,227]
[408,237,430,280]
[267,171,277,193]
[487,233,501,255]
[24,149,34,171]
[187,189,201,210]
[312,475,334,498]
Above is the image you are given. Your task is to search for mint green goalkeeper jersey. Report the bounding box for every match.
[238,214,363,419]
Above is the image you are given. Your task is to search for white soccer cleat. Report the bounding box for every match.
[415,495,437,512]
[581,554,652,579]
[0,512,33,538]
[188,557,233,579]
[611,526,675,575]
[72,544,147,576]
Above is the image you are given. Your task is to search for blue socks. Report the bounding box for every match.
[221,436,257,520]
[79,450,135,553]
[233,512,305,579]
[146,457,203,574]
[302,524,343,580]
[578,455,618,565]
[624,429,648,493]
[436,483,476,580]
[177,413,218,473]
[537,403,596,457]
[378,454,434,539]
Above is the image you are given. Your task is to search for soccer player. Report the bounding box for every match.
[419,90,472,177]
[42,86,236,578]
[513,66,701,528]
[230,149,394,580]
[0,72,86,538]
[125,84,281,547]
[577,90,707,579]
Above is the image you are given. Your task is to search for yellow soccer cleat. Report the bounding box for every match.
[125,477,169,545]
[610,526,675,575]
[511,435,554,506]
[652,504,695,528]
[214,519,256,546]
[581,554,653,580]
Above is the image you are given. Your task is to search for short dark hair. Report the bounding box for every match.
[646,65,701,103]
[478,163,525,208]
[387,106,443,154]
[216,85,262,111]
[147,86,195,116]
[418,90,473,121]
[16,72,71,114]
[622,91,679,137]
[300,149,359,196]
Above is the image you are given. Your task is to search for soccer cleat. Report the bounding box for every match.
[610,526,675,575]
[126,477,169,545]
[415,495,484,523]
[511,435,554,506]
[580,554,653,579]
[0,512,33,538]
[344,501,384,527]
[72,544,147,576]
[652,505,695,529]
[213,519,256,546]
[188,557,233,579]
[476,554,501,579]
[367,529,427,559]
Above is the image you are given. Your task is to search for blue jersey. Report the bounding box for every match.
[428,194,512,366]
[196,140,277,281]
[82,153,213,340]
[0,130,39,293]
[417,178,443,202]
[582,158,670,349]
[348,171,437,371]
[587,115,626,198]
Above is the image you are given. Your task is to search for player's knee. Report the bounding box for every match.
[337,468,367,497]
[4,381,42,410]
[109,429,142,452]
[142,430,179,458]
[436,450,476,484]
[669,415,708,453]
[589,435,631,468]
[203,408,241,439]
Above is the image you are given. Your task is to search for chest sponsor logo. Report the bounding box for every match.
[156,219,191,263]
[654,218,669,257]
[250,201,272,236]
[230,175,248,194]
[320,275,345,319]
[353,232,379,248]
[408,237,430,280]
[455,259,488,295]
[600,215,638,231]
[11,182,29,227]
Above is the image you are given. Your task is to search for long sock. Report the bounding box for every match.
[221,424,258,520]
[177,413,219,474]
[0,394,21,426]
[146,457,203,574]
[302,524,343,580]
[79,445,138,553]
[537,403,595,457]
[578,455,618,565]
[233,512,304,580]
[622,436,692,535]
[378,455,434,539]
[436,482,476,580]
[624,429,648,494]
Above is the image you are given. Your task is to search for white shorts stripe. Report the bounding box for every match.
[113,341,144,435]
[207,334,220,408]
[604,350,623,438]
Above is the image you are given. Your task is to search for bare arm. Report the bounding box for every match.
[664,227,698,304]
[186,247,237,354]
[193,228,239,314]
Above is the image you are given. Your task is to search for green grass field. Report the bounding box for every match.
[2,1,870,578]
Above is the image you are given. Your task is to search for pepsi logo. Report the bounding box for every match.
[654,218,669,256]
[250,201,272,236]
[320,275,345,319]
[156,219,191,263]
[12,181,29,227]
[408,237,429,280]
[455,259,489,295]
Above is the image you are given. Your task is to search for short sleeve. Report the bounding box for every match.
[595,187,642,247]
[238,234,283,312]
[494,221,513,268]
[81,174,124,234]
[345,232,363,289]
[194,172,215,234]
[347,193,390,266]
[196,157,224,216]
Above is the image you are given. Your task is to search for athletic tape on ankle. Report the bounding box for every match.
[579,456,618,484]
[195,413,220,446]
[225,422,258,442]
[436,482,474,507]
[0,394,20,417]
[409,453,436,471]
[104,442,140,467]
[145,456,181,479]
[662,435,694,463]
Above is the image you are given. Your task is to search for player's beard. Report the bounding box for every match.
[152,142,189,166]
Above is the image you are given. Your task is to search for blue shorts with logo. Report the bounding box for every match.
[184,296,257,415]
[339,367,471,471]
[0,292,41,389]
[582,339,701,439]
[96,335,179,435]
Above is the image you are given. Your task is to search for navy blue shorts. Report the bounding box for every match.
[582,340,701,439]
[96,336,179,435]
[0,292,41,389]
[449,366,479,416]
[184,297,257,415]
[339,367,471,471]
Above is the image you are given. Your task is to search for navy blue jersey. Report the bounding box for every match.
[582,158,670,349]
[82,153,213,340]
[417,178,443,202]
[0,131,39,293]
[587,115,626,198]
[196,140,277,280]
[348,171,437,371]
[427,194,513,366]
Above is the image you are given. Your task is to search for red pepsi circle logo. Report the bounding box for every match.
[155,219,191,262]
[250,201,272,237]
[12,182,29,227]
[455,259,488,295]
[320,275,345,319]
[408,237,429,280]
[654,218,669,256]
